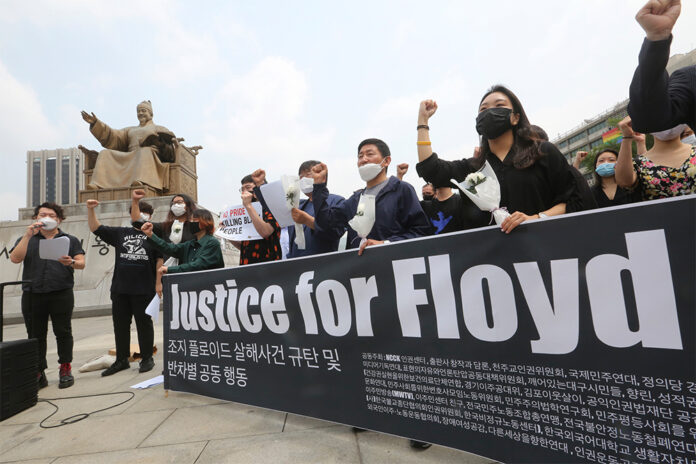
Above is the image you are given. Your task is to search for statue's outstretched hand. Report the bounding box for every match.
[81,111,97,124]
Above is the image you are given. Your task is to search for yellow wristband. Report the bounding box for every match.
[417,141,432,146]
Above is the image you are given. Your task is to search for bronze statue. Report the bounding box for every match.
[78,101,177,190]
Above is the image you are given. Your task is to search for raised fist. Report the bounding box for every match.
[140,222,154,237]
[251,169,266,187]
[396,163,409,180]
[132,189,146,200]
[418,100,438,124]
[310,163,328,185]
[86,199,99,209]
[618,116,635,138]
[636,0,681,41]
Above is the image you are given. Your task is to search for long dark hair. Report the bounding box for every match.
[593,149,619,187]
[474,85,545,170]
[162,193,196,235]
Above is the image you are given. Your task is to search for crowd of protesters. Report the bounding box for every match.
[7,5,695,451]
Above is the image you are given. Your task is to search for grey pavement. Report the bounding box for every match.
[0,315,496,464]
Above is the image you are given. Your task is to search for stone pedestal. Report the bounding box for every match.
[77,143,199,203]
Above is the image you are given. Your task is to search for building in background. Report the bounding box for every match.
[552,47,696,163]
[26,148,84,207]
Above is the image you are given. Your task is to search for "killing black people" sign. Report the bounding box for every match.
[163,195,695,464]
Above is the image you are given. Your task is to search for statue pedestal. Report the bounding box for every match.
[78,185,160,203]
[78,143,199,203]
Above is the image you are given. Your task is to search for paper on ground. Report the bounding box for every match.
[145,294,160,322]
[38,235,70,260]
[131,375,164,389]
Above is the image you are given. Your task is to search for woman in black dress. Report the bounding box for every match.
[416,85,579,233]
[588,149,641,208]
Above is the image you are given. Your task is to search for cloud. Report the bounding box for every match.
[0,60,65,220]
[198,57,335,213]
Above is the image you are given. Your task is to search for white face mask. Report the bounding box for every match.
[171,203,186,217]
[39,217,58,231]
[681,134,696,145]
[140,212,151,222]
[299,176,314,194]
[652,124,688,142]
[358,162,384,182]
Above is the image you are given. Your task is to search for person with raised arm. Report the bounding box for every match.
[615,115,696,199]
[87,199,160,375]
[311,138,431,256]
[415,87,579,234]
[629,0,694,133]
[141,209,224,274]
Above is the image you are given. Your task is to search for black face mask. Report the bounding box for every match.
[475,107,514,139]
[422,194,434,201]
[131,220,144,230]
[189,222,201,234]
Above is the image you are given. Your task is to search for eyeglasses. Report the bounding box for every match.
[239,186,255,193]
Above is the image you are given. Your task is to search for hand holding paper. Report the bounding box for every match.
[38,235,70,261]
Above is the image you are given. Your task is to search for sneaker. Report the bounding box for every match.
[139,357,155,373]
[37,371,48,390]
[58,363,74,389]
[101,358,130,377]
[409,440,432,450]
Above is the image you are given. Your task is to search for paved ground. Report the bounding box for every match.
[0,315,496,464]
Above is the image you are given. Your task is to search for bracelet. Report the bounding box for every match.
[417,124,429,130]
[417,141,432,146]
[621,135,634,139]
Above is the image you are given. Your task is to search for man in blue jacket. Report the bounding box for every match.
[288,160,346,258]
[311,138,431,255]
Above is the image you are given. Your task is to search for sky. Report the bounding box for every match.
[1,0,696,220]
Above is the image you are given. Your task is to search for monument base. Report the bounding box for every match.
[78,185,160,203]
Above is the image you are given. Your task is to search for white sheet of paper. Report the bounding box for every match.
[130,374,164,389]
[38,235,70,261]
[259,180,295,227]
[215,202,263,241]
[145,294,160,322]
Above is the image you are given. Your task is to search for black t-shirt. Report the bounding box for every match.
[11,230,85,293]
[94,225,160,295]
[591,184,642,209]
[420,194,490,234]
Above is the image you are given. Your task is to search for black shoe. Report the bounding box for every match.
[101,358,130,377]
[139,357,155,373]
[58,363,74,389]
[37,371,48,390]
[409,440,432,450]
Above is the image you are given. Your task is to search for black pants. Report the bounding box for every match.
[111,293,154,361]
[28,289,74,371]
[21,291,32,339]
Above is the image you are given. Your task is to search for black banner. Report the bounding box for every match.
[163,196,696,464]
